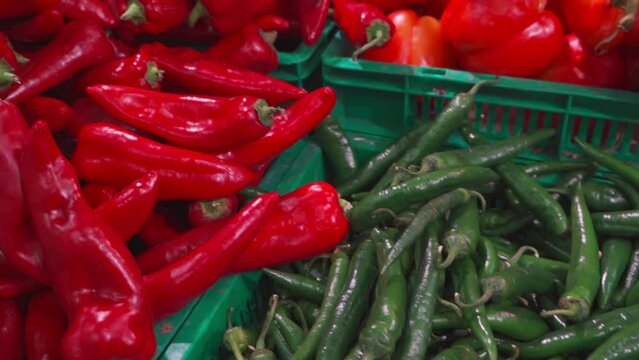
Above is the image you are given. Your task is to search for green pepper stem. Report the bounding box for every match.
[437,246,459,269]
[467,78,499,97]
[372,207,400,221]
[437,296,463,318]
[256,295,279,350]
[507,245,540,267]
[454,288,493,309]
[227,308,235,329]
[230,338,246,360]
[120,0,145,24]
[187,1,208,28]
[540,307,577,318]
[13,51,29,65]
[469,191,487,212]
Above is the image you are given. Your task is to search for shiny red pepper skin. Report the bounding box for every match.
[0,0,59,18]
[107,34,136,59]
[216,86,336,168]
[624,47,639,90]
[58,0,118,28]
[296,0,330,45]
[26,291,67,360]
[459,11,564,77]
[333,0,396,49]
[200,0,278,33]
[363,0,428,12]
[204,15,288,74]
[228,181,349,273]
[142,42,307,104]
[0,297,25,360]
[188,195,239,226]
[95,173,159,242]
[81,183,118,208]
[560,0,625,52]
[21,121,156,360]
[88,84,274,152]
[7,9,64,43]
[120,0,190,34]
[76,52,163,92]
[139,212,180,247]
[5,20,116,105]
[68,97,134,137]
[19,96,73,131]
[144,192,280,319]
[72,123,256,200]
[0,274,39,297]
[136,217,231,273]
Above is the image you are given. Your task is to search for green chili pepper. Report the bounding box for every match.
[238,186,269,200]
[591,210,639,237]
[296,300,319,326]
[269,323,292,360]
[495,162,568,235]
[542,183,600,321]
[479,209,534,237]
[224,308,257,360]
[582,180,631,211]
[517,255,569,282]
[432,344,481,360]
[459,122,490,146]
[262,269,325,304]
[477,236,499,278]
[250,295,279,360]
[605,175,639,209]
[537,295,568,330]
[274,306,305,353]
[522,160,590,177]
[516,226,571,262]
[553,169,594,193]
[575,137,639,189]
[440,197,480,268]
[291,250,350,360]
[624,278,639,306]
[451,257,498,360]
[598,238,633,310]
[312,115,358,183]
[588,319,639,360]
[612,241,639,307]
[316,238,378,360]
[350,166,498,231]
[394,222,441,359]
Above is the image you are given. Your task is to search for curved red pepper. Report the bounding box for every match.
[81,183,118,208]
[333,0,396,57]
[0,298,25,360]
[459,11,564,77]
[216,86,336,168]
[0,274,39,297]
[188,195,239,226]
[0,0,59,18]
[58,0,118,28]
[21,121,156,360]
[87,84,274,152]
[196,0,278,33]
[136,217,231,273]
[26,291,67,360]
[107,34,137,59]
[68,97,135,137]
[19,96,74,131]
[7,9,64,43]
[144,192,280,319]
[139,212,180,247]
[296,0,330,45]
[95,173,159,242]
[441,0,546,52]
[5,20,116,105]
[72,123,256,200]
[76,52,163,92]
[560,0,625,52]
[120,0,190,34]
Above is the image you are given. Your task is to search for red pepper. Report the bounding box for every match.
[363,0,428,12]
[228,182,349,273]
[295,0,330,45]
[120,0,190,34]
[624,7,639,46]
[216,86,336,168]
[333,0,396,58]
[362,9,457,68]
[7,9,64,43]
[188,195,239,226]
[107,34,136,59]
[0,274,39,297]
[0,32,20,92]
[19,96,73,131]
[458,11,564,78]
[142,43,307,104]
[203,15,289,74]
[68,97,135,137]
[0,0,59,18]
[21,121,156,360]
[87,84,275,152]
[5,20,116,105]
[0,298,25,360]
[136,217,231,273]
[144,192,279,319]
[72,123,256,200]
[81,183,118,208]
[624,47,639,89]
[441,0,546,52]
[95,173,159,242]
[26,291,67,360]
[538,33,628,89]
[139,212,180,247]
[75,52,163,92]
[560,0,626,52]
[194,0,278,33]
[57,0,118,28]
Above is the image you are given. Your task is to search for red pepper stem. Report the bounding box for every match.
[145,61,164,89]
[256,294,279,350]
[253,99,276,127]
[352,28,385,60]
[620,0,639,30]
[187,1,208,28]
[0,60,18,91]
[120,0,146,25]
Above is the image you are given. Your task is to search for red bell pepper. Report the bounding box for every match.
[72,123,256,200]
[142,43,307,104]
[560,0,626,52]
[120,0,190,34]
[333,0,396,58]
[0,274,40,297]
[188,195,239,226]
[19,96,74,131]
[95,173,159,242]
[136,217,231,273]
[7,9,64,43]
[216,86,336,168]
[81,183,118,208]
[0,298,25,360]
[21,121,156,360]
[362,9,457,68]
[57,0,118,28]
[194,0,278,33]
[228,181,349,273]
[26,291,67,360]
[0,0,59,18]
[75,52,163,92]
[5,20,116,105]
[0,33,20,92]
[139,212,180,247]
[459,11,564,77]
[87,84,275,152]
[68,97,135,137]
[295,0,330,45]
[538,33,628,89]
[203,15,288,74]
[144,192,279,319]
[363,0,428,12]
[441,0,546,52]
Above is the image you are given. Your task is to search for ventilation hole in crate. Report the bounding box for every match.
[536,111,546,131]
[586,118,598,144]
[479,103,490,130]
[508,107,517,134]
[631,124,639,154]
[600,119,612,148]
[551,113,561,133]
[428,96,439,120]
[571,116,582,139]
[415,95,424,119]
[492,105,504,134]
[522,109,532,133]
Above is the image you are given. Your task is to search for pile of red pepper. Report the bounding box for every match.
[334,0,639,90]
[0,1,348,359]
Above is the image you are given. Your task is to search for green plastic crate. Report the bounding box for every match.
[271,22,336,89]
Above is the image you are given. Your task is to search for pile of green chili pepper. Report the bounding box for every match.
[221,82,639,360]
